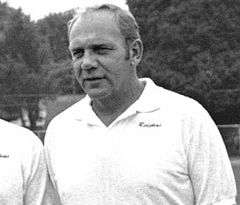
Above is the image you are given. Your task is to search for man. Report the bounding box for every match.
[44,4,237,204]
[0,119,51,204]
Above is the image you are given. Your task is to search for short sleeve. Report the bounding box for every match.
[44,120,58,190]
[44,120,62,204]
[187,105,237,204]
[21,131,48,205]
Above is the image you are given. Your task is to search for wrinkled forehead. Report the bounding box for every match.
[69,11,120,40]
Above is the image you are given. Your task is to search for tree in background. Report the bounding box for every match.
[0,3,57,130]
[127,0,240,124]
[1,7,43,130]
[36,10,84,95]
[0,1,83,130]
[37,11,72,62]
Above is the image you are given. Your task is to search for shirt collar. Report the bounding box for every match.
[73,78,162,125]
[131,78,161,113]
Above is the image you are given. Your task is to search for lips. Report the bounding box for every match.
[85,77,103,81]
[83,77,105,84]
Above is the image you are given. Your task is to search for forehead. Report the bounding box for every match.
[69,11,124,47]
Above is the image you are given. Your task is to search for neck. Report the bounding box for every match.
[91,78,145,120]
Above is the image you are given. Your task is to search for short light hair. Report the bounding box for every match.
[68,4,141,48]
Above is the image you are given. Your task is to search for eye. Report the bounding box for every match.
[93,45,112,55]
[71,48,84,59]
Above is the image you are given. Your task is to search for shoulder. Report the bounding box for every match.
[0,119,41,143]
[154,86,207,117]
[50,95,88,124]
[141,78,205,117]
[44,96,89,144]
[0,119,43,158]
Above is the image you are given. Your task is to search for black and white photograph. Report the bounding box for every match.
[0,0,239,204]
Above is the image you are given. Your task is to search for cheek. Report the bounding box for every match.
[72,61,82,78]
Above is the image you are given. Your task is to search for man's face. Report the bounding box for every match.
[69,11,132,99]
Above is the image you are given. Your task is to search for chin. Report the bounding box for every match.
[86,89,110,99]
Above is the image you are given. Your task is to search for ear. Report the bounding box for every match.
[129,39,143,67]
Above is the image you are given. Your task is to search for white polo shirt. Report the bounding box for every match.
[45,78,236,205]
[0,119,50,204]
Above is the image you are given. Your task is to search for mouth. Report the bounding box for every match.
[84,77,104,81]
[83,77,105,84]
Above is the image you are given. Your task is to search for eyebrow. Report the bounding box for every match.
[92,44,113,48]
[69,42,114,51]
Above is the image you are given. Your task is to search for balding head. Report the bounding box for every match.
[68,4,141,56]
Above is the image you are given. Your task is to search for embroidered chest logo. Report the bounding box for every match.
[139,122,162,128]
[0,154,9,158]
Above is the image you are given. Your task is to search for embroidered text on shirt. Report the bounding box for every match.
[139,122,162,127]
[0,154,9,158]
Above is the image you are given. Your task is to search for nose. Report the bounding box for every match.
[81,51,97,71]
